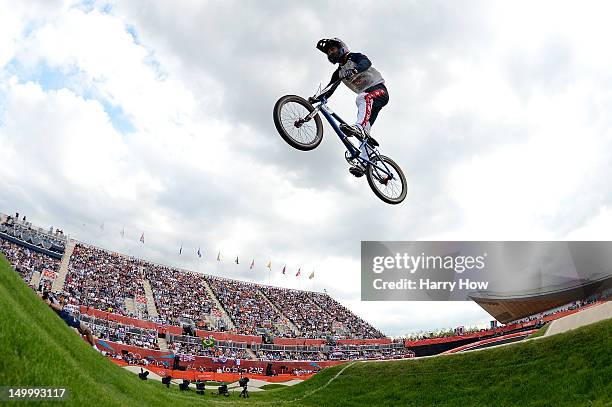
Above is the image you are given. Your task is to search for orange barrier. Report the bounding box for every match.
[110,359,316,382]
[79,306,399,347]
[80,306,161,331]
[195,329,262,344]
[97,339,343,376]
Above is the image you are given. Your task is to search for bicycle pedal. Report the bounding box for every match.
[340,124,361,138]
[349,166,365,178]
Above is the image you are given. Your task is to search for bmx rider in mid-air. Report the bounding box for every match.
[312,38,389,176]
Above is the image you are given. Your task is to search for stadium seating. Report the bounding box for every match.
[1,238,387,340]
[259,286,336,338]
[0,239,61,284]
[143,264,214,327]
[63,245,148,317]
[313,292,384,339]
[167,334,248,359]
[79,314,160,350]
[205,276,284,336]
[3,232,607,365]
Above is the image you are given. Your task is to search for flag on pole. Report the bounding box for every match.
[250,259,255,270]
[282,266,286,275]
[217,251,221,262]
[197,247,202,258]
[235,256,239,265]
[179,245,183,255]
[309,270,315,280]
[266,261,272,270]
[296,268,301,277]
[140,233,145,244]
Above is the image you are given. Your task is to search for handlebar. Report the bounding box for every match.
[311,79,343,102]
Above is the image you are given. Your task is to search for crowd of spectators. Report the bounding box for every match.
[63,244,148,318]
[315,293,385,339]
[513,295,609,325]
[160,339,412,362]
[260,286,336,338]
[144,264,213,327]
[403,326,487,341]
[1,236,419,363]
[167,336,248,360]
[108,351,168,368]
[5,238,387,341]
[329,347,415,361]
[80,315,159,350]
[403,294,612,342]
[205,277,283,336]
[256,349,326,362]
[0,238,61,283]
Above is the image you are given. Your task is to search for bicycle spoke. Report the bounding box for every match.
[280,101,318,144]
[370,157,404,200]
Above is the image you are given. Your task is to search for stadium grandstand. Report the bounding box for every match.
[1,213,610,377]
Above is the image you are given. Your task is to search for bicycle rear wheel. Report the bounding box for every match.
[366,155,407,204]
[273,95,323,151]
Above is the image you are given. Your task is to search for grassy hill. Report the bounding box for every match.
[1,254,611,406]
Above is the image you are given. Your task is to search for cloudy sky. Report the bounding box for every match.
[2,0,612,336]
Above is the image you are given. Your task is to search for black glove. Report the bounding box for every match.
[341,68,358,79]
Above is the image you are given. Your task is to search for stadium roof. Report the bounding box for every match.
[469,273,612,324]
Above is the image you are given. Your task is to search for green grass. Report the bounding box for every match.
[528,322,551,339]
[251,318,612,407]
[1,254,611,406]
[203,381,227,386]
[259,383,288,390]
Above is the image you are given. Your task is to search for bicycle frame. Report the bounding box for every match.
[306,83,395,180]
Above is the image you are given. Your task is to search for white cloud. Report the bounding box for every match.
[566,206,612,240]
[2,1,612,336]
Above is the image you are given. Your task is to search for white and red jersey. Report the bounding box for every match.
[323,53,385,97]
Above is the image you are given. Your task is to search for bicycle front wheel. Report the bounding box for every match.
[366,155,407,204]
[273,95,323,151]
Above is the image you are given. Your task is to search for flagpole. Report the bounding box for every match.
[312,270,316,292]
[138,233,143,263]
[311,270,313,291]
[121,227,126,258]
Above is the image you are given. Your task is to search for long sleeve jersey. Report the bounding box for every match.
[322,52,385,99]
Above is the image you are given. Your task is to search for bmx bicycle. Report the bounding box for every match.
[273,80,407,204]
